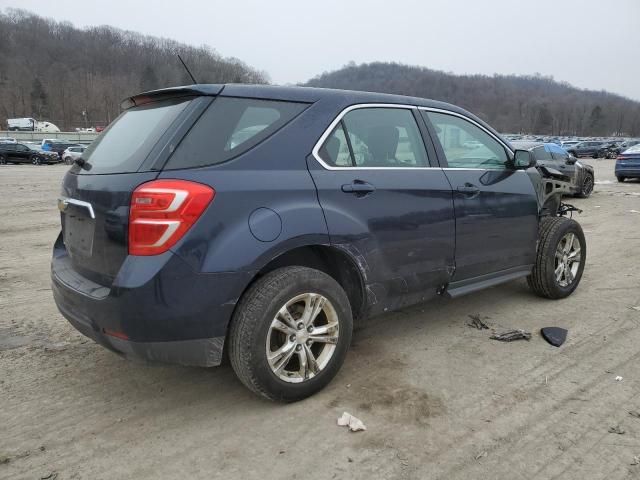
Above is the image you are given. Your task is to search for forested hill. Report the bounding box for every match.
[304,62,640,137]
[0,9,268,130]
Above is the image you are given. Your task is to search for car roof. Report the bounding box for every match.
[510,141,544,150]
[127,83,502,140]
[511,141,568,153]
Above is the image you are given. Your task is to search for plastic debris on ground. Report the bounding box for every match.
[337,412,366,432]
[474,451,488,460]
[608,425,625,435]
[467,314,489,330]
[541,327,568,347]
[615,376,623,382]
[490,329,532,342]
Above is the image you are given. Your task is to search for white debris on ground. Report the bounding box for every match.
[615,376,623,382]
[337,412,366,432]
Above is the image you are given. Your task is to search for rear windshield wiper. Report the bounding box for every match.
[74,157,91,170]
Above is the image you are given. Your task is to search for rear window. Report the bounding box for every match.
[533,145,552,161]
[77,97,192,174]
[164,97,306,170]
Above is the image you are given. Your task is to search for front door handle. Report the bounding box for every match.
[457,183,480,195]
[342,181,375,195]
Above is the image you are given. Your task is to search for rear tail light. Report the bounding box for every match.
[129,179,215,256]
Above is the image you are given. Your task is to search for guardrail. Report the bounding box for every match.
[0,131,99,143]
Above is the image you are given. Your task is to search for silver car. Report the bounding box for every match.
[62,146,86,164]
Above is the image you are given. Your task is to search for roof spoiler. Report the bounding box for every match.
[120,84,224,110]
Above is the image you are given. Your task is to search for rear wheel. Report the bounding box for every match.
[575,173,594,198]
[229,266,353,402]
[0,154,6,165]
[617,176,625,182]
[527,217,586,299]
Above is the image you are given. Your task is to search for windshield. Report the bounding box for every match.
[76,97,192,174]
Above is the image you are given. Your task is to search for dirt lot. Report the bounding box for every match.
[1,160,639,480]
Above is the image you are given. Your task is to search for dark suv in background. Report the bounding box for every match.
[52,85,587,401]
[0,142,60,165]
[566,141,603,158]
[511,141,594,197]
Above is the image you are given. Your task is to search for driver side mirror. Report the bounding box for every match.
[566,155,577,165]
[513,149,536,169]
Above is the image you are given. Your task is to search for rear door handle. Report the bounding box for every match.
[457,184,480,195]
[342,181,375,195]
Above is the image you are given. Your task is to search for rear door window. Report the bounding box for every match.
[164,97,307,170]
[318,107,429,168]
[77,97,193,174]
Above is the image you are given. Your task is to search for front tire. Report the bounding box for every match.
[617,176,625,183]
[31,155,41,165]
[527,217,586,299]
[0,154,6,165]
[229,266,353,402]
[575,173,594,198]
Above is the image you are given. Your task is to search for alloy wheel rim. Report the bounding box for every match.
[266,293,339,383]
[554,232,581,287]
[583,175,593,195]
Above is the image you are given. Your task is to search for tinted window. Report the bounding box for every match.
[165,97,306,170]
[424,111,509,169]
[79,97,192,174]
[1,144,16,152]
[320,108,428,168]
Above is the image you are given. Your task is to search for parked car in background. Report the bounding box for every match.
[565,141,604,158]
[0,137,17,143]
[0,142,60,165]
[62,145,86,164]
[560,140,579,150]
[52,84,587,401]
[616,144,640,182]
[48,142,83,161]
[615,140,640,154]
[597,141,621,159]
[511,141,595,197]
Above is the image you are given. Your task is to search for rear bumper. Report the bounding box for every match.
[51,235,251,367]
[615,164,640,176]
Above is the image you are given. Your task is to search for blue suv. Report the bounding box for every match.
[52,85,586,401]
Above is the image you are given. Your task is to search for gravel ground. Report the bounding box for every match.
[1,160,639,480]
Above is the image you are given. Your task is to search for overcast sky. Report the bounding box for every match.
[2,0,639,100]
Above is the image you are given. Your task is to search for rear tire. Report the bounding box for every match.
[616,176,625,182]
[0,154,6,165]
[527,217,586,299]
[228,266,353,402]
[575,173,594,198]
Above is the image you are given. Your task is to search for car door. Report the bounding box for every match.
[307,105,456,313]
[14,144,31,162]
[3,144,19,162]
[548,144,577,178]
[420,109,539,282]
